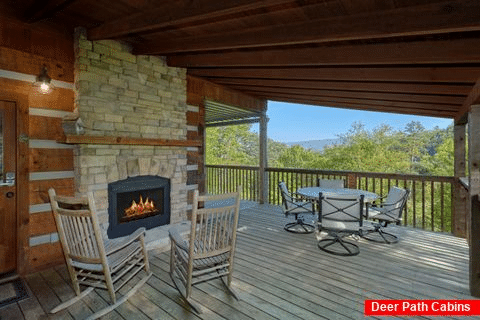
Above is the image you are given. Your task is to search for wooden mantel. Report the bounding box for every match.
[59,135,202,147]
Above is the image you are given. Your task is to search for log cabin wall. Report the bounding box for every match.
[0,15,75,274]
[186,75,266,215]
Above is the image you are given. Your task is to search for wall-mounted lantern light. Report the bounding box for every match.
[34,65,54,94]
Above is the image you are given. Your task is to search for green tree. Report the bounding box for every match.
[206,124,258,165]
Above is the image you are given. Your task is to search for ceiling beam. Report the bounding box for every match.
[228,85,465,105]
[24,0,78,23]
[241,91,457,113]
[267,96,456,118]
[88,0,298,40]
[137,0,480,55]
[455,77,480,124]
[210,78,472,96]
[167,38,480,67]
[188,66,480,84]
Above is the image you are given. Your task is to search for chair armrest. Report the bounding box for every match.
[169,226,189,252]
[371,195,387,206]
[290,192,312,202]
[104,227,146,255]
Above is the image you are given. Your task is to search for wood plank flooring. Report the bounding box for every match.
[1,202,478,319]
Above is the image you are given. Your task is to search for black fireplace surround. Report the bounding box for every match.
[107,175,170,239]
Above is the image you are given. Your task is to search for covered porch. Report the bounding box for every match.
[0,201,474,319]
[1,1,480,316]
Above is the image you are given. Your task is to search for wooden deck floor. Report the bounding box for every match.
[1,202,478,320]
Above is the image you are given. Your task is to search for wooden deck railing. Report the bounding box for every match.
[206,164,465,235]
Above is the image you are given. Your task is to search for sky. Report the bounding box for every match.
[253,101,454,143]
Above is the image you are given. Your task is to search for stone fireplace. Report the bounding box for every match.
[72,28,190,238]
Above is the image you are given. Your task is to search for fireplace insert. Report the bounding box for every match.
[107,175,170,238]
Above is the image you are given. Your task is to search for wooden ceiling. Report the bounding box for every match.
[6,0,480,123]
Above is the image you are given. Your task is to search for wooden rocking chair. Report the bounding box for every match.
[169,186,241,313]
[48,188,152,320]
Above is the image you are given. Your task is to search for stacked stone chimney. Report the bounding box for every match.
[73,28,188,226]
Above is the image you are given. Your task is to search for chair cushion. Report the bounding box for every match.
[321,219,360,231]
[368,211,399,223]
[367,206,386,217]
[321,219,375,232]
[385,187,407,204]
[318,179,344,189]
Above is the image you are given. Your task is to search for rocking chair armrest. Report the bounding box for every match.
[104,227,146,255]
[169,227,189,252]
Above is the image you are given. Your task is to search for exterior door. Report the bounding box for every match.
[0,101,16,274]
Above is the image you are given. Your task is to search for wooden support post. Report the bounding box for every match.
[347,173,357,189]
[453,123,467,237]
[258,110,268,204]
[469,104,480,297]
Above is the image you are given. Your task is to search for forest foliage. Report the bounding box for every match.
[206,121,454,176]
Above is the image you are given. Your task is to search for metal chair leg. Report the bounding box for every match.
[317,236,360,256]
[361,224,399,244]
[284,217,315,234]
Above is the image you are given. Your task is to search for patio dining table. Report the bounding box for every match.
[296,187,379,203]
[296,187,380,218]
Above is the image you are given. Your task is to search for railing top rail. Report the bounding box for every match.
[206,164,456,183]
[206,164,259,170]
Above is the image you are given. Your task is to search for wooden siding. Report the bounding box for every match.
[0,15,75,274]
[186,75,266,216]
[29,178,75,205]
[1,202,476,320]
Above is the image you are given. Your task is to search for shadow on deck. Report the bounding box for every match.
[0,202,477,320]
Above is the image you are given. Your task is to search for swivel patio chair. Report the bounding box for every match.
[317,178,345,189]
[363,186,410,244]
[169,186,241,314]
[317,192,373,256]
[48,188,152,320]
[278,181,315,234]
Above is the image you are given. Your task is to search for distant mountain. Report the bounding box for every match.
[285,138,341,151]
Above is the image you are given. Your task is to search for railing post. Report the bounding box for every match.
[453,123,467,237]
[347,173,357,189]
[468,104,480,297]
[258,110,269,204]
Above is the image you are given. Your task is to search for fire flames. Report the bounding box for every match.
[124,195,156,217]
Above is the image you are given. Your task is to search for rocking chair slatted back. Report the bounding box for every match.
[191,190,241,260]
[169,186,242,313]
[49,191,106,264]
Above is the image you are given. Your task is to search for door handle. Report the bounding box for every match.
[0,172,15,187]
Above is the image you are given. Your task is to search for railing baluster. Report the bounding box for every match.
[441,182,445,233]
[403,179,408,226]
[422,180,425,230]
[412,181,417,228]
[431,181,435,231]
